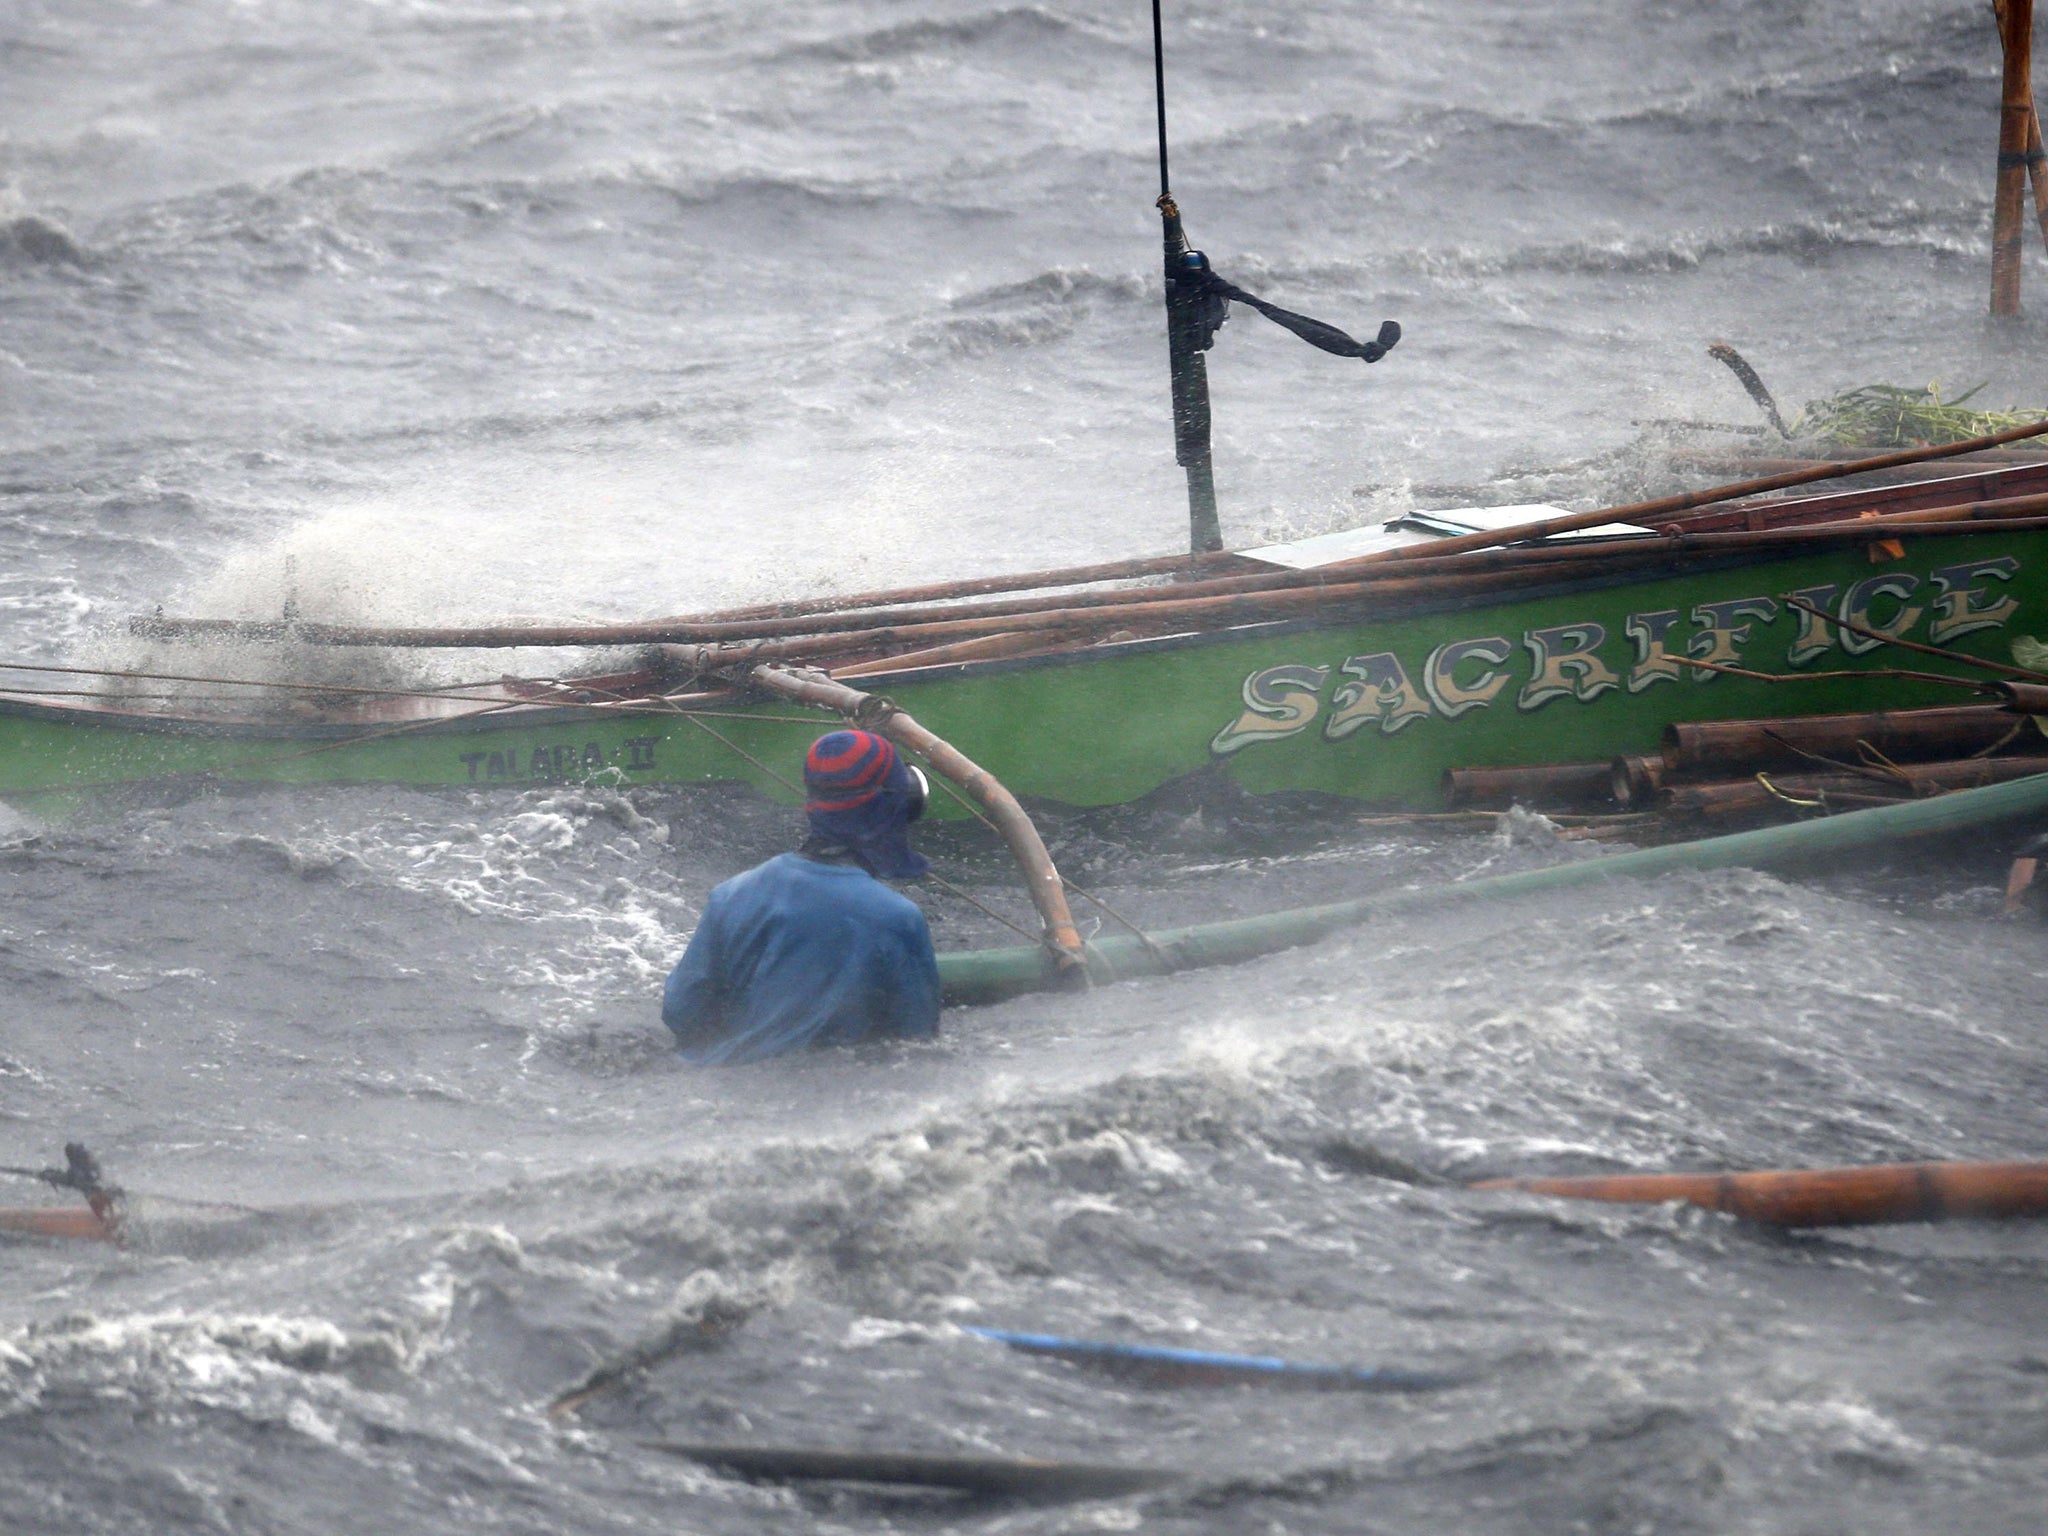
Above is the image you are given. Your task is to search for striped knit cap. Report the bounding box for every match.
[801,729,928,879]
[803,729,899,814]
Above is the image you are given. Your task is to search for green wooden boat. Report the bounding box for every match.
[5,463,2044,815]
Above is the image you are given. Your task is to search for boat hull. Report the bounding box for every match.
[6,530,2041,813]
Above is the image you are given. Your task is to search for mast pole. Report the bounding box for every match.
[1153,0,1223,553]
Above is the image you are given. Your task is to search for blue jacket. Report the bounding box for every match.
[662,853,941,1065]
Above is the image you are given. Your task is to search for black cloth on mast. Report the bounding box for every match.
[1172,248,1400,363]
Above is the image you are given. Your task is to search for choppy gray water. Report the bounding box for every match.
[4,2,2048,1531]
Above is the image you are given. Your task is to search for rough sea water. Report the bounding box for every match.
[5,1,2048,1530]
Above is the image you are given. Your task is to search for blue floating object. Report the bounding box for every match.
[961,1326,1459,1393]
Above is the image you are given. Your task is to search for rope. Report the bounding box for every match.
[924,871,1046,946]
[919,765,1156,960]
[0,665,829,801]
[1061,880,1169,965]
[1758,727,1865,777]
[0,658,517,704]
[3,696,539,800]
[1853,741,1917,788]
[0,656,831,726]
[659,700,806,796]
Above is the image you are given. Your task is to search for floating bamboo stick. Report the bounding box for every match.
[961,1325,1458,1392]
[0,1205,117,1242]
[1473,1158,2048,1227]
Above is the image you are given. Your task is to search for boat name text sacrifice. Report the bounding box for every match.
[1212,558,2021,754]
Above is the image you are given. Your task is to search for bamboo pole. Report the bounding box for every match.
[127,501,2048,658]
[126,558,1662,653]
[1993,0,2037,315]
[1334,418,2048,566]
[1669,449,2048,480]
[1662,456,2048,528]
[1991,680,2048,712]
[674,653,1088,976]
[679,549,1243,626]
[1658,755,2048,817]
[1660,705,2020,775]
[829,631,1052,677]
[932,766,2048,1004]
[1472,1159,2048,1227]
[1439,762,1614,811]
[1781,591,2048,683]
[674,456,2048,631]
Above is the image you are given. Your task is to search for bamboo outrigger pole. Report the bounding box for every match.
[933,765,2048,1004]
[1993,0,2040,315]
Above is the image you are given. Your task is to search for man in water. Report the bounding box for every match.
[662,729,941,1065]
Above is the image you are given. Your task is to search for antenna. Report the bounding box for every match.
[1151,0,1171,200]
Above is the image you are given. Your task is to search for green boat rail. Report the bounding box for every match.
[935,770,2048,1005]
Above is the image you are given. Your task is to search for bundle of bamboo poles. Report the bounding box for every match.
[1445,696,2048,822]
[126,424,2048,672]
